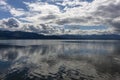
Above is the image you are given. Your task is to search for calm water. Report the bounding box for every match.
[0,40,120,80]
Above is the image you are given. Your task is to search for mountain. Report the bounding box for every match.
[0,30,120,40]
[0,30,63,39]
[0,18,120,40]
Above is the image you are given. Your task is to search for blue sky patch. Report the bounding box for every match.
[64,25,108,30]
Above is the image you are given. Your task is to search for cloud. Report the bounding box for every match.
[0,18,64,34]
[0,18,111,35]
[0,0,7,5]
[3,18,20,28]
[58,0,120,34]
[9,8,26,17]
[0,18,21,31]
[0,0,120,34]
[19,2,61,24]
[0,0,9,11]
[92,0,120,33]
[20,0,102,26]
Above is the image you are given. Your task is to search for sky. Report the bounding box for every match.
[0,0,120,35]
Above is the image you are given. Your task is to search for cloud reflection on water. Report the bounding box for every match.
[0,40,120,80]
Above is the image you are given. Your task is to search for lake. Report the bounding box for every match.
[0,40,120,80]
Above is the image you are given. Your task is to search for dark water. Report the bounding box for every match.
[0,40,120,80]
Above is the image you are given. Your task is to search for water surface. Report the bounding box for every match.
[0,40,120,80]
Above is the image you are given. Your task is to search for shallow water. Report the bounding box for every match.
[0,40,120,80]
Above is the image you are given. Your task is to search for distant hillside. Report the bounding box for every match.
[0,30,120,40]
[0,31,62,39]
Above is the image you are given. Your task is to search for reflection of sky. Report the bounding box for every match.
[0,40,120,80]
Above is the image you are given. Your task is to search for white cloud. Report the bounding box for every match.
[20,0,103,26]
[0,0,120,35]
[20,2,61,24]
[0,0,10,11]
[0,18,113,35]
[9,8,26,16]
[0,0,7,5]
